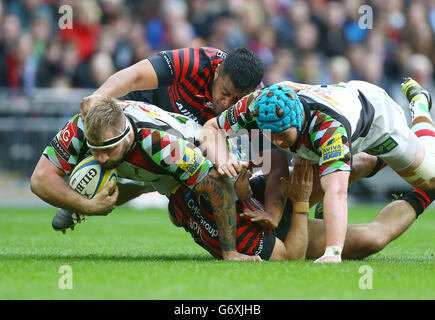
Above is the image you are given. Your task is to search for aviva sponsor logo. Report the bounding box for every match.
[178,147,205,176]
[321,134,344,163]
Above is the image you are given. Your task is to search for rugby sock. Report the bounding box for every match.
[409,95,435,136]
[366,157,388,178]
[402,189,435,218]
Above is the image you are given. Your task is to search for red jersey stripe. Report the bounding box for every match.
[245,234,260,255]
[181,48,190,81]
[178,83,204,109]
[191,48,200,78]
[173,49,181,82]
[238,226,258,251]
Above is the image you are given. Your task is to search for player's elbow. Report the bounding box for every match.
[30,169,44,196]
[30,158,52,196]
[130,59,158,90]
[331,188,348,199]
[323,181,349,200]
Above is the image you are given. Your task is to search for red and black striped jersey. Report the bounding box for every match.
[147,47,225,124]
[168,185,276,260]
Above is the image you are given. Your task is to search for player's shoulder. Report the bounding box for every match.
[119,100,170,121]
[68,113,83,125]
[197,47,227,66]
[199,46,227,57]
[63,113,85,136]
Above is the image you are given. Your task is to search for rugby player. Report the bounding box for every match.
[200,78,435,263]
[169,157,435,261]
[30,97,260,261]
[80,47,264,125]
[77,46,290,228]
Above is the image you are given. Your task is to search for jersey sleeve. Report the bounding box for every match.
[138,128,213,189]
[43,114,86,175]
[310,111,351,176]
[149,47,226,87]
[216,91,260,136]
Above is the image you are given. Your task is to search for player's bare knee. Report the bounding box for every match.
[399,150,435,189]
[360,229,387,255]
[345,225,386,257]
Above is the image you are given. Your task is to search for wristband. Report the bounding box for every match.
[323,245,342,258]
[293,201,309,213]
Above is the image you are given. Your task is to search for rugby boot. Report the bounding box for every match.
[52,208,85,233]
[401,77,432,111]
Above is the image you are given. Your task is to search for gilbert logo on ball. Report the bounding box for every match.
[69,156,117,199]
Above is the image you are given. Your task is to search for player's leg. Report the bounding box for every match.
[306,189,434,259]
[393,78,435,189]
[269,204,309,261]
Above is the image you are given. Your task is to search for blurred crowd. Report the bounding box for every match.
[1,0,435,107]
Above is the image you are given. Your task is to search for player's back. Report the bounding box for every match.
[115,100,210,196]
[119,100,203,141]
[296,82,366,138]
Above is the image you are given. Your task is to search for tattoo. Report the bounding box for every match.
[194,171,237,252]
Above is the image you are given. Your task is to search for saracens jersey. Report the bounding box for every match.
[124,47,226,125]
[124,47,264,125]
[168,185,276,260]
[216,81,381,177]
[43,100,213,196]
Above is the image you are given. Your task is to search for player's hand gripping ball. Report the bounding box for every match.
[69,156,117,199]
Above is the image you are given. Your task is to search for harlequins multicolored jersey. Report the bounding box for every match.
[43,100,213,196]
[217,81,379,176]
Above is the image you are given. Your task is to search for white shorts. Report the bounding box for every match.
[348,81,419,170]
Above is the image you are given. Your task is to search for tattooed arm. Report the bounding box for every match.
[194,168,261,261]
[137,128,260,261]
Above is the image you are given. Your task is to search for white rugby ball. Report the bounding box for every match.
[69,156,117,199]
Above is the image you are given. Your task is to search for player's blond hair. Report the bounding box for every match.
[84,97,125,143]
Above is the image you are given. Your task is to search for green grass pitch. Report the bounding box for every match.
[0,204,433,300]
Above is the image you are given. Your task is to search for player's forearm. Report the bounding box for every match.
[322,190,348,248]
[94,59,158,98]
[319,171,350,250]
[284,204,309,260]
[30,169,89,214]
[263,176,286,229]
[193,173,237,253]
[94,67,140,98]
[262,150,291,227]
[200,119,230,166]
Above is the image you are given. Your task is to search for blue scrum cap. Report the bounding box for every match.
[253,84,304,133]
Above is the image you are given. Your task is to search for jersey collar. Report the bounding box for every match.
[290,96,312,153]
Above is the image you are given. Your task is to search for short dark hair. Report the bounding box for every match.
[221,47,264,91]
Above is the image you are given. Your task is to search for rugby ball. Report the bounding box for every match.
[69,156,117,199]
